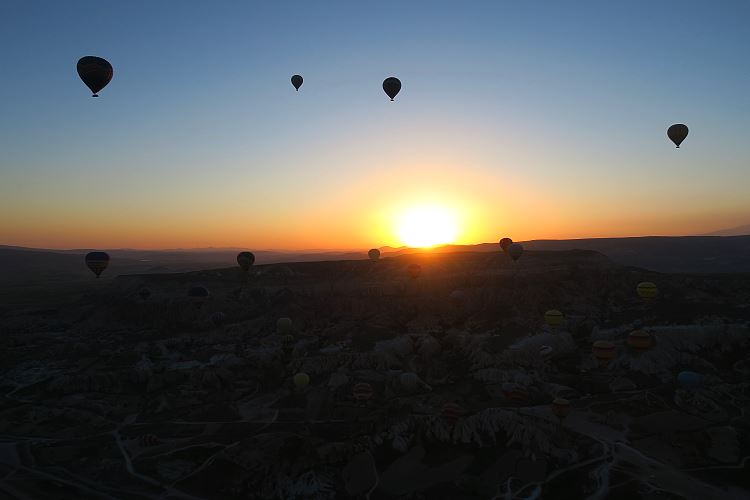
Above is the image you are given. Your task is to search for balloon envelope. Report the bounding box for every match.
[77,56,113,97]
[544,309,564,327]
[508,243,524,261]
[291,74,303,90]
[237,251,255,272]
[637,282,658,299]
[667,124,688,148]
[499,238,513,252]
[368,248,380,261]
[85,251,110,277]
[382,77,401,100]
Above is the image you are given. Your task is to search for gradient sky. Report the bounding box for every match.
[1,1,749,250]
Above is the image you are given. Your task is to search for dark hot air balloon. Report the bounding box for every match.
[507,243,524,262]
[77,56,113,97]
[667,124,688,148]
[85,251,110,278]
[291,74,303,91]
[382,77,401,101]
[237,251,255,272]
[499,237,513,252]
[368,248,380,261]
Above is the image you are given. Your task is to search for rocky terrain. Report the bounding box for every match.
[0,249,748,499]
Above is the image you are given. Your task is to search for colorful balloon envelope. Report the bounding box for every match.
[667,124,688,148]
[77,56,113,97]
[353,382,374,401]
[637,282,658,299]
[592,340,616,366]
[382,77,401,101]
[627,330,653,351]
[544,309,564,327]
[85,251,110,278]
[237,251,255,272]
[368,248,381,262]
[499,237,513,252]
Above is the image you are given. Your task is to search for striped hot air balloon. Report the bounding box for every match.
[544,309,564,327]
[551,398,571,421]
[85,251,110,278]
[353,382,374,402]
[441,401,466,424]
[636,282,658,300]
[627,330,653,351]
[592,340,617,366]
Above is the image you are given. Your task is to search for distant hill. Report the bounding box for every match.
[702,224,750,237]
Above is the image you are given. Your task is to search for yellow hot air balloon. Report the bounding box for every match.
[294,372,310,389]
[592,340,616,367]
[544,309,564,327]
[627,330,653,351]
[637,282,658,299]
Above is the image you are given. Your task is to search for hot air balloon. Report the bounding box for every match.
[592,340,616,367]
[508,243,524,262]
[407,263,421,279]
[85,251,110,278]
[677,371,703,390]
[294,372,310,389]
[277,317,293,335]
[382,77,401,101]
[77,56,113,97]
[210,312,226,326]
[667,124,688,148]
[138,288,151,301]
[551,398,571,421]
[441,401,466,424]
[188,286,210,298]
[291,74,303,91]
[237,251,255,272]
[637,282,658,299]
[627,330,653,351]
[368,248,381,262]
[399,372,418,390]
[353,382,374,402]
[544,309,564,327]
[499,238,513,252]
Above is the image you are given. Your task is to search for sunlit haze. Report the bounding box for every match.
[1,1,749,250]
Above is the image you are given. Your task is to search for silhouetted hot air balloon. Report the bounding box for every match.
[407,263,421,279]
[544,309,564,327]
[85,251,110,278]
[77,56,113,97]
[551,398,571,422]
[637,282,658,299]
[499,238,513,252]
[667,124,688,148]
[627,330,653,351]
[353,382,374,402]
[291,74,303,91]
[508,243,524,262]
[368,248,380,262]
[294,372,310,389]
[382,77,401,101]
[592,340,616,367]
[237,251,255,272]
[188,286,210,298]
[677,371,703,390]
[277,317,293,335]
[138,288,151,301]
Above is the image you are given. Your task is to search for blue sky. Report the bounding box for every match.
[1,1,749,249]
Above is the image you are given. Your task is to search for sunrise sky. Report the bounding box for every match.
[1,1,749,250]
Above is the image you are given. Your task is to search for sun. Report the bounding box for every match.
[396,205,459,247]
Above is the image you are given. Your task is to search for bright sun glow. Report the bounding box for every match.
[396,205,459,247]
